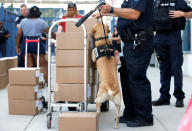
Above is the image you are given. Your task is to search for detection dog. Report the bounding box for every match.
[91,22,121,129]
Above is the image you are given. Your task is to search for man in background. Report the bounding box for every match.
[15,4,28,67]
[0,21,10,57]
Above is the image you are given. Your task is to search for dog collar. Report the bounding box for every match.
[94,36,108,42]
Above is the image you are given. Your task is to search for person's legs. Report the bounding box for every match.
[18,54,25,67]
[0,43,3,57]
[158,46,171,101]
[152,36,171,106]
[1,42,6,57]
[23,53,34,67]
[119,57,136,122]
[123,40,153,127]
[169,38,184,107]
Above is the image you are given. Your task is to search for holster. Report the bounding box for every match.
[120,28,135,43]
[120,27,153,50]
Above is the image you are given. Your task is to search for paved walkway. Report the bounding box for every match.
[0,67,191,131]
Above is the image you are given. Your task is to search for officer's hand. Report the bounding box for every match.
[100,4,111,14]
[169,10,185,18]
[92,12,103,18]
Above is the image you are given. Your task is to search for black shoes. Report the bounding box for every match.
[119,116,134,123]
[119,116,129,123]
[126,119,153,127]
[152,98,184,107]
[175,99,184,107]
[119,116,153,127]
[152,98,170,106]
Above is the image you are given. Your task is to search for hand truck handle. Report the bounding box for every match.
[25,36,40,68]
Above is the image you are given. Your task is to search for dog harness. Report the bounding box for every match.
[94,36,108,42]
[92,9,115,61]
[93,44,114,60]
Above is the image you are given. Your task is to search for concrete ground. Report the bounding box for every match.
[0,67,191,131]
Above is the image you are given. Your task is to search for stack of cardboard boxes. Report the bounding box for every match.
[0,57,17,90]
[8,68,43,115]
[54,19,97,102]
[56,19,99,131]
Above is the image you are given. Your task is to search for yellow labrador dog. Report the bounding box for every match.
[91,22,121,129]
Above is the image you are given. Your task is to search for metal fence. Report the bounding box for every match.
[0,3,84,58]
[0,3,18,57]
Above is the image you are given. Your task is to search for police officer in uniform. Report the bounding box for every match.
[0,21,10,57]
[98,0,154,127]
[152,0,192,107]
[15,4,28,67]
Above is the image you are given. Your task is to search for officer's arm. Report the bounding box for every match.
[169,11,192,19]
[184,12,192,18]
[100,4,141,20]
[16,28,23,55]
[113,8,141,20]
[16,24,20,29]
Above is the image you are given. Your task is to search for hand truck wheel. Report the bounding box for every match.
[101,100,109,112]
[68,107,77,111]
[47,113,52,129]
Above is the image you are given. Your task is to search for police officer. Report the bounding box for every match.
[98,0,154,127]
[152,0,192,107]
[0,21,10,57]
[15,4,28,67]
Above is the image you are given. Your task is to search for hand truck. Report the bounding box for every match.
[46,19,88,129]
[25,36,47,110]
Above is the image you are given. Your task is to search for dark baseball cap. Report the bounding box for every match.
[67,2,77,9]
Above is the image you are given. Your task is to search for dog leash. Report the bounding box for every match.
[99,9,108,46]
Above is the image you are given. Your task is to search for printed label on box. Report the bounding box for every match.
[36,70,40,77]
[37,90,42,99]
[39,73,44,82]
[34,85,39,92]
[38,102,43,110]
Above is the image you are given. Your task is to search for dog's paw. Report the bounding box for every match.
[114,124,119,129]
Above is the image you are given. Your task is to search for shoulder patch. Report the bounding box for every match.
[15,17,19,22]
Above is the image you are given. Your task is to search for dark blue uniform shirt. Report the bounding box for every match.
[175,0,192,12]
[15,15,25,25]
[0,27,9,43]
[154,0,192,34]
[117,0,153,35]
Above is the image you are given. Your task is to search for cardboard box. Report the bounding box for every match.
[66,18,97,34]
[9,99,43,115]
[7,57,18,70]
[56,50,90,67]
[58,112,98,131]
[56,32,86,50]
[9,68,40,85]
[54,83,84,102]
[8,85,42,100]
[0,58,8,74]
[0,73,8,89]
[56,67,89,84]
